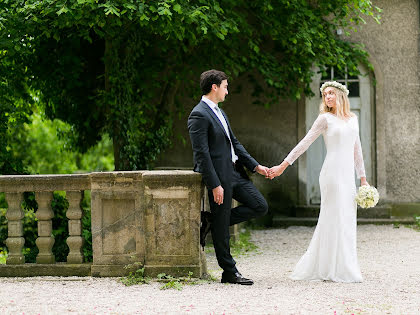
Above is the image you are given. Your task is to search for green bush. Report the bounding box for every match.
[11,113,114,175]
[81,191,92,262]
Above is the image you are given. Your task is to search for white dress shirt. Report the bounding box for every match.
[202,96,238,163]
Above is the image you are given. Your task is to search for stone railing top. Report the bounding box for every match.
[0,174,91,192]
[0,170,201,192]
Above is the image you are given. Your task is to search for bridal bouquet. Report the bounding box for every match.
[355,185,379,208]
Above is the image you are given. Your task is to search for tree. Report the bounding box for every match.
[0,0,380,171]
[0,48,34,174]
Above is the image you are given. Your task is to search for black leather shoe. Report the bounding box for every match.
[221,272,254,285]
[200,211,212,249]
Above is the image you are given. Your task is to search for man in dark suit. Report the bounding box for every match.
[187,69,269,285]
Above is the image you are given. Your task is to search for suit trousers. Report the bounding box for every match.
[208,167,268,275]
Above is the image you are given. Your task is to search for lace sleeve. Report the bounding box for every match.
[354,133,366,178]
[284,114,327,165]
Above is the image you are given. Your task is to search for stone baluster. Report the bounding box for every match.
[5,192,25,264]
[35,192,55,264]
[66,191,84,264]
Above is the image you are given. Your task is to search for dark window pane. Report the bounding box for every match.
[348,82,360,97]
[321,67,332,80]
[333,67,346,80]
[348,72,359,80]
[319,82,324,97]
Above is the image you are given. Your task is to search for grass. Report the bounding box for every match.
[0,249,7,264]
[158,271,196,290]
[120,266,217,290]
[230,228,260,257]
[411,215,420,231]
[401,215,420,232]
[205,227,260,257]
[120,263,151,286]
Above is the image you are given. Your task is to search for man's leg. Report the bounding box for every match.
[208,188,237,274]
[230,171,268,226]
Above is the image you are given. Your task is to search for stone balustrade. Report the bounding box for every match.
[0,171,206,277]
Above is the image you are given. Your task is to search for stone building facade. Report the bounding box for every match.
[156,0,420,222]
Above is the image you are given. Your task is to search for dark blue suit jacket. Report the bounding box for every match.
[187,100,259,190]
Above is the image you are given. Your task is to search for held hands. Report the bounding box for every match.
[267,161,289,180]
[255,165,270,178]
[213,165,270,205]
[213,163,288,204]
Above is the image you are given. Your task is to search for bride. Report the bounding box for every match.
[268,81,368,283]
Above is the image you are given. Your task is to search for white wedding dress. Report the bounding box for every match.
[285,112,365,283]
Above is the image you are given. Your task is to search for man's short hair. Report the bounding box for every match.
[200,69,228,95]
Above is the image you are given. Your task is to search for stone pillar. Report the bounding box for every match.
[5,192,25,264]
[143,171,205,277]
[35,192,55,264]
[90,172,145,277]
[66,191,84,264]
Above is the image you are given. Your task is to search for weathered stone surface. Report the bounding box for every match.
[347,0,420,204]
[391,203,420,217]
[0,174,90,192]
[0,264,91,277]
[90,170,205,277]
[1,171,206,277]
[66,191,84,264]
[91,172,145,272]
[35,192,55,264]
[5,192,25,265]
[143,171,204,276]
[90,265,131,277]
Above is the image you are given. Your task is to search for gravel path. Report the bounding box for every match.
[0,225,419,314]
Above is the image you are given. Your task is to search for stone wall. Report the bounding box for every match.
[347,0,420,203]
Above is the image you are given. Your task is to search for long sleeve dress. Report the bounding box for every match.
[285,112,366,282]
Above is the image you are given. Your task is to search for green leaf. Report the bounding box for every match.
[173,4,182,14]
[57,6,69,16]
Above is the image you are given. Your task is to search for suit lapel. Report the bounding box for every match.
[200,101,230,140]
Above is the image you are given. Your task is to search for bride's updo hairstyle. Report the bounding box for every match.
[319,81,353,120]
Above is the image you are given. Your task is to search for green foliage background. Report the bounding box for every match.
[0,0,381,171]
[0,0,381,264]
[0,111,109,263]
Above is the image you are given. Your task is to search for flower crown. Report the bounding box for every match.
[320,81,349,96]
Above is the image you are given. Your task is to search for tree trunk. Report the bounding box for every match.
[104,36,122,171]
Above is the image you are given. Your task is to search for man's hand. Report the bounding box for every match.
[268,161,289,179]
[255,165,270,178]
[212,185,224,205]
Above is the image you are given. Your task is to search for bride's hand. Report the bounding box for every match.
[268,162,287,179]
[360,177,369,186]
[268,166,280,179]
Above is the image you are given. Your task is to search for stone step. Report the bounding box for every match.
[273,216,417,227]
[294,205,393,219]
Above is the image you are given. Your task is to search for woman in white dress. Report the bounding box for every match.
[268,81,368,283]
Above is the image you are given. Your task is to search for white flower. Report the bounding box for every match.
[320,81,350,96]
[355,185,379,208]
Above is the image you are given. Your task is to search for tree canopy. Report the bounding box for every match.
[0,0,381,172]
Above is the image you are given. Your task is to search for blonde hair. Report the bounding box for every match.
[319,87,354,119]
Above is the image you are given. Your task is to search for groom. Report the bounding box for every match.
[187,69,269,285]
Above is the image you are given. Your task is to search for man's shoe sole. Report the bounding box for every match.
[221,279,254,285]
